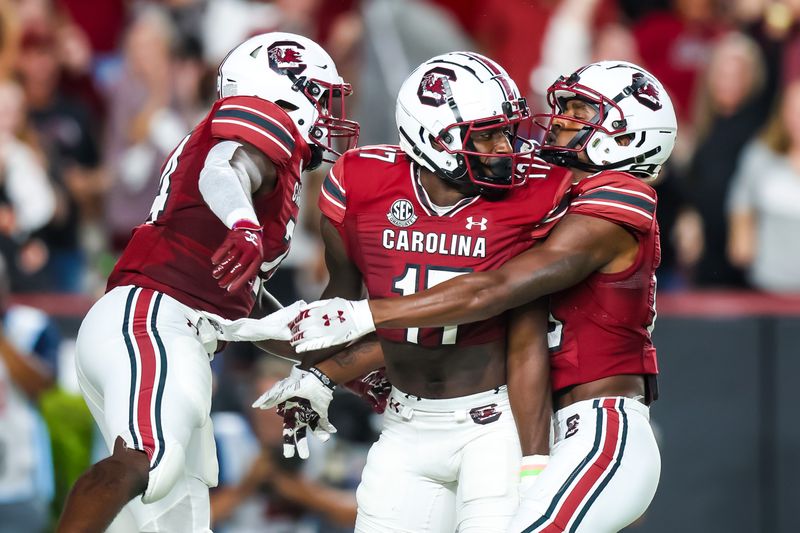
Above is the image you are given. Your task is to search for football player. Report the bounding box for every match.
[255,52,573,533]
[289,61,677,532]
[56,32,357,533]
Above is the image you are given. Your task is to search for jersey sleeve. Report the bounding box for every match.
[529,164,573,240]
[318,154,348,225]
[568,172,657,234]
[210,96,296,168]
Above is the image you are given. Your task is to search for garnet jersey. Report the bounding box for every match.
[108,95,308,319]
[320,145,572,347]
[548,171,660,392]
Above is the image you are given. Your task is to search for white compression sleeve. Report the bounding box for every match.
[199,140,263,228]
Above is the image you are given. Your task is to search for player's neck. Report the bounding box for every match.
[418,167,471,207]
[570,167,593,183]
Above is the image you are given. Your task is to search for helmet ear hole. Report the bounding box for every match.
[275,99,299,112]
[615,134,634,147]
[428,134,445,152]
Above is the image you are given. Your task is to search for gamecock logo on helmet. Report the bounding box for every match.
[632,72,662,111]
[417,67,457,107]
[267,41,307,75]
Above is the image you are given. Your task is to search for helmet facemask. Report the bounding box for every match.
[292,75,359,165]
[433,108,537,196]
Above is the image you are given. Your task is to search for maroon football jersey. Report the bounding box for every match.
[320,145,572,347]
[548,171,660,392]
[108,95,309,319]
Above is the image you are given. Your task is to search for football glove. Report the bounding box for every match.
[290,298,376,352]
[342,368,392,414]
[252,365,337,459]
[211,219,264,292]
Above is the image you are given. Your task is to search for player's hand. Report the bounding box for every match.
[205,300,306,342]
[278,398,333,459]
[342,368,392,414]
[211,219,264,292]
[289,298,376,352]
[519,454,549,496]
[252,365,337,458]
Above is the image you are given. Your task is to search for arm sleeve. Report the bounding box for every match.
[727,141,764,214]
[318,155,348,225]
[568,172,657,234]
[199,140,261,228]
[210,96,296,169]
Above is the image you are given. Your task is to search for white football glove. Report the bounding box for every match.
[251,365,337,459]
[290,298,376,353]
[519,454,549,496]
[203,300,306,342]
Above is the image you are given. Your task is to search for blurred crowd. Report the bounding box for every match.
[1,0,799,530]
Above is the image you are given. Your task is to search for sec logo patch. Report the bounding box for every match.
[387,199,418,227]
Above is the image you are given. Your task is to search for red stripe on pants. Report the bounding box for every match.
[132,289,157,461]
[540,398,621,532]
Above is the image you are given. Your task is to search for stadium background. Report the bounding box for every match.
[1,0,799,531]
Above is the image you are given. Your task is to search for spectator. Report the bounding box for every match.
[0,80,55,240]
[684,31,776,287]
[727,79,800,292]
[17,27,103,292]
[103,6,187,251]
[633,0,726,122]
[530,0,636,113]
[0,79,56,292]
[0,254,60,532]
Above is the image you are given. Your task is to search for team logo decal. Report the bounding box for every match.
[565,414,580,439]
[387,199,418,227]
[631,72,662,111]
[470,403,501,425]
[417,67,457,107]
[268,41,307,75]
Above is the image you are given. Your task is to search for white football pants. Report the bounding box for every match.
[509,397,660,533]
[75,286,218,532]
[355,386,521,533]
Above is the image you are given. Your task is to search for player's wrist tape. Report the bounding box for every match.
[309,366,336,390]
[520,454,550,479]
[351,299,376,335]
[231,219,262,232]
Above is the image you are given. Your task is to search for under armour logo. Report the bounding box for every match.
[244,232,259,246]
[465,216,487,231]
[322,311,346,326]
[388,398,401,414]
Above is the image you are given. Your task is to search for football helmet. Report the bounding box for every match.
[217,32,359,169]
[536,61,677,178]
[396,52,536,194]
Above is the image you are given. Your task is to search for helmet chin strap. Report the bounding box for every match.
[539,145,663,175]
[306,144,324,171]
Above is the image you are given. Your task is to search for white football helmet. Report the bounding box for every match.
[217,32,359,169]
[536,61,677,178]
[396,52,536,194]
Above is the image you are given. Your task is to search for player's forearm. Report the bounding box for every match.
[369,248,593,329]
[509,377,551,456]
[507,301,552,456]
[314,335,384,384]
[368,271,513,328]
